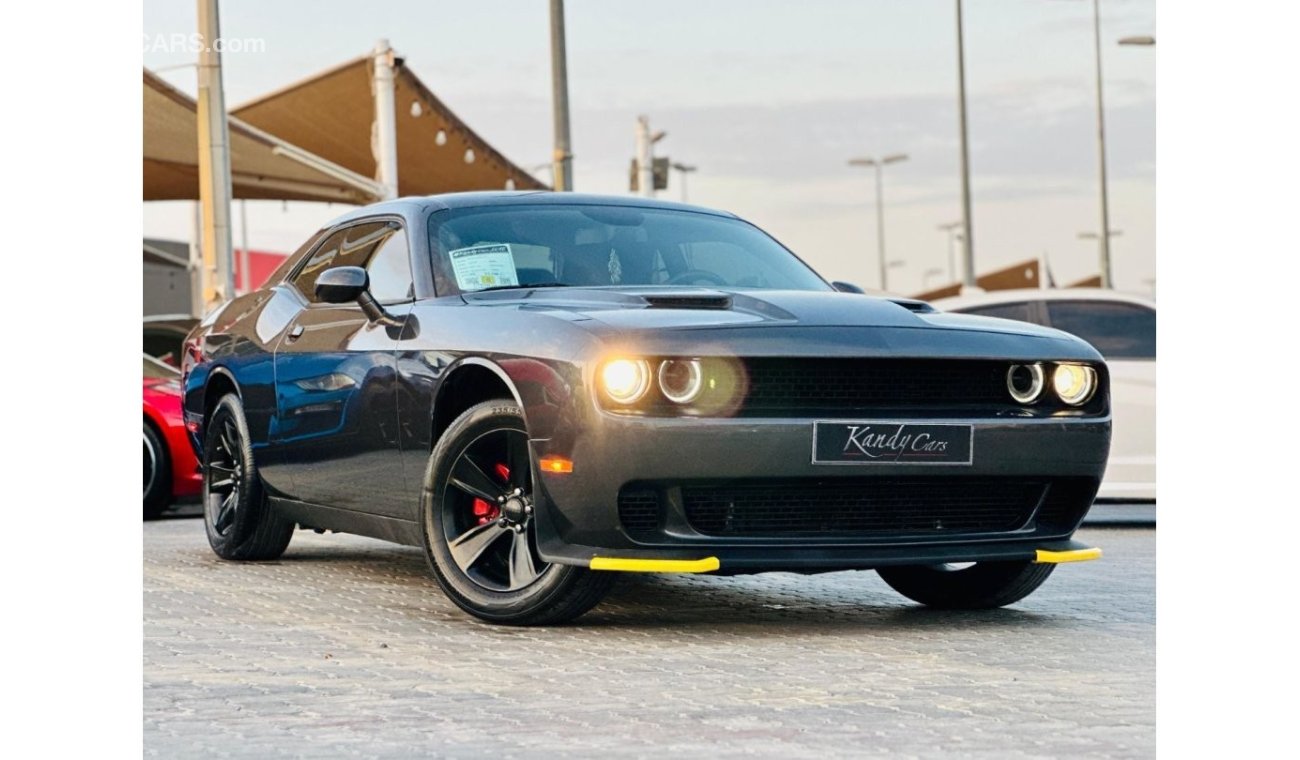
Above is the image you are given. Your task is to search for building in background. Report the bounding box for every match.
[143,237,286,317]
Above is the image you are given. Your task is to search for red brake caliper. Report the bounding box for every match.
[471,463,512,526]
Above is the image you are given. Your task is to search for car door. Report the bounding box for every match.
[272,219,416,516]
[1044,300,1157,500]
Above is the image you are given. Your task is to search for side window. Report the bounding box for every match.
[290,221,397,303]
[960,302,1035,324]
[291,228,349,302]
[1046,300,1156,359]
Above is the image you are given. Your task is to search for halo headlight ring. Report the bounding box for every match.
[657,359,704,404]
[1052,363,1098,406]
[1006,363,1046,405]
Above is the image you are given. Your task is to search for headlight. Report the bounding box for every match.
[1052,363,1098,406]
[599,359,651,404]
[658,359,703,404]
[1006,363,1045,404]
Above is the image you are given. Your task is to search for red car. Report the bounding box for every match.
[144,355,202,518]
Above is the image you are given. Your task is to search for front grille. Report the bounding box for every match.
[681,477,1047,538]
[618,490,660,535]
[1035,478,1100,532]
[739,359,1008,415]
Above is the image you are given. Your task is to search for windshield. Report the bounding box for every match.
[428,205,830,293]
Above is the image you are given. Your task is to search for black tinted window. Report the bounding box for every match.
[1046,300,1156,358]
[961,302,1035,324]
[291,222,397,303]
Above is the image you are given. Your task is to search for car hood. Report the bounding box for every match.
[462,287,1066,340]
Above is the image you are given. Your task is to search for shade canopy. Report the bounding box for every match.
[232,55,547,196]
[144,69,385,204]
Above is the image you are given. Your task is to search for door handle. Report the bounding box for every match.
[286,324,304,342]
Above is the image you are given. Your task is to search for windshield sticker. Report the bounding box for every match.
[449,244,519,292]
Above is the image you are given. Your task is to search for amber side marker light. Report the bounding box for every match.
[539,456,574,474]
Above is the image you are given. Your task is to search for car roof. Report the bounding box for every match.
[325,191,739,228]
[931,288,1156,311]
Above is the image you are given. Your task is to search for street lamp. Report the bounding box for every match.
[1118,35,1155,46]
[848,153,908,291]
[671,162,698,202]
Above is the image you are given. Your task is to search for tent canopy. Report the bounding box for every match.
[232,55,547,196]
[144,69,384,204]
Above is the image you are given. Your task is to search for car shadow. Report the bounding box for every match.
[245,538,1075,634]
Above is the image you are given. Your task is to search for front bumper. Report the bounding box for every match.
[531,414,1110,573]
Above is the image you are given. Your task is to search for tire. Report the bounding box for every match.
[420,400,614,626]
[202,394,295,561]
[143,422,171,520]
[877,560,1056,610]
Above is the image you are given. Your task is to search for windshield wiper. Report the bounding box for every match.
[471,282,571,293]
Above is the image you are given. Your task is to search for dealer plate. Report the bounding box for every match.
[812,421,973,465]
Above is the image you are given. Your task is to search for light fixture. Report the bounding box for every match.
[1053,364,1098,406]
[600,359,651,404]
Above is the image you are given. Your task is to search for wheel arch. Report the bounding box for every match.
[202,367,242,422]
[430,357,527,449]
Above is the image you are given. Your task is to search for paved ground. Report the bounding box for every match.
[144,514,1154,758]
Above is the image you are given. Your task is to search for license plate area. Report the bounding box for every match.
[812,421,973,465]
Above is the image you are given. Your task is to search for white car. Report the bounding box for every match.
[932,289,1155,503]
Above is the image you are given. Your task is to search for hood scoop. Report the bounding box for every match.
[889,298,936,314]
[642,293,733,310]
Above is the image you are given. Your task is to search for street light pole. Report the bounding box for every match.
[1090,0,1114,288]
[955,0,977,289]
[671,163,697,202]
[549,0,574,191]
[848,154,908,291]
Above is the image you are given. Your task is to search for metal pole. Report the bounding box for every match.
[373,39,399,200]
[238,199,251,294]
[549,0,573,191]
[955,0,977,288]
[635,116,654,198]
[196,0,235,309]
[1091,0,1114,288]
[680,169,688,202]
[938,221,961,283]
[874,163,888,291]
[189,202,204,317]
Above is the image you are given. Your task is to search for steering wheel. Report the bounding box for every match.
[665,269,728,286]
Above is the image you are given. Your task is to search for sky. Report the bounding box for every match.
[143,0,1156,296]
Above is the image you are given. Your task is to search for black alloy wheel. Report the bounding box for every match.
[202,394,295,561]
[421,401,614,625]
[441,426,545,592]
[143,423,171,519]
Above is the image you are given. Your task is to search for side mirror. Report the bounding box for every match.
[315,266,369,303]
[832,281,865,294]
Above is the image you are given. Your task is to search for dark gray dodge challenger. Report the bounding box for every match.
[182,192,1109,625]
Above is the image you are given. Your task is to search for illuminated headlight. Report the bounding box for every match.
[658,359,703,404]
[1006,363,1045,404]
[599,359,651,404]
[1052,363,1098,406]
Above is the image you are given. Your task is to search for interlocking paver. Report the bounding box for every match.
[144,515,1154,758]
